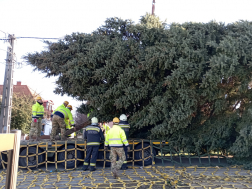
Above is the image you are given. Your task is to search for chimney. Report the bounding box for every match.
[17,81,21,86]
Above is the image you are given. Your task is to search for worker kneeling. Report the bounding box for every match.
[83,117,104,171]
[105,117,130,179]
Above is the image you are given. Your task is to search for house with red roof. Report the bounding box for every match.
[0,81,54,120]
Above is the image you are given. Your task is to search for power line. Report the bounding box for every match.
[17,37,60,40]
[0,48,16,56]
[0,48,8,52]
[0,30,8,43]
[0,37,61,40]
[0,30,7,34]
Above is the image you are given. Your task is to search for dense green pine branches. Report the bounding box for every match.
[24,14,252,164]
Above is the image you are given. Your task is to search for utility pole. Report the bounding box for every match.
[0,34,15,133]
[152,0,155,15]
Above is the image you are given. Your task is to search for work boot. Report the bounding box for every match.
[121,166,128,170]
[113,170,119,179]
[90,168,96,172]
[82,165,88,171]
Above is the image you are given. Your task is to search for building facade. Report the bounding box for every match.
[0,81,54,120]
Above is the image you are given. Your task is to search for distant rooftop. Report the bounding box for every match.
[0,81,35,97]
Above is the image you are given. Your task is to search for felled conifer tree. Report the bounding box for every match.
[24,15,252,167]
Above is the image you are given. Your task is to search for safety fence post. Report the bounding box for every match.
[103,143,106,169]
[150,139,154,167]
[207,146,211,165]
[55,141,58,170]
[64,141,67,170]
[217,148,220,164]
[46,142,48,171]
[170,148,173,166]
[36,143,39,169]
[4,130,21,189]
[188,152,192,166]
[197,149,201,165]
[132,140,135,167]
[84,140,87,168]
[75,140,77,169]
[178,146,182,165]
[142,139,144,167]
[161,140,164,166]
[26,142,29,169]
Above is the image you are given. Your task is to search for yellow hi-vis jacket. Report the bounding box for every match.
[103,123,110,135]
[51,104,65,118]
[32,102,44,118]
[65,119,76,136]
[65,119,71,129]
[52,104,65,115]
[54,106,75,125]
[105,125,129,147]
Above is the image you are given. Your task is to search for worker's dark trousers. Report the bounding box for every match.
[83,146,99,171]
[117,145,128,169]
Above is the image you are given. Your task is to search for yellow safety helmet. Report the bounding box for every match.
[63,101,69,106]
[36,96,42,100]
[113,117,120,123]
[67,105,73,110]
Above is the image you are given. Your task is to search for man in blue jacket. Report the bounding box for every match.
[83,117,104,171]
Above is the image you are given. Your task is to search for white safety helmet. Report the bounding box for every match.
[119,114,127,121]
[91,117,98,124]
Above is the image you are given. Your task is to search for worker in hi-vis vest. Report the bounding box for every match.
[65,105,76,137]
[30,96,44,141]
[102,122,110,136]
[105,117,129,178]
[51,101,75,140]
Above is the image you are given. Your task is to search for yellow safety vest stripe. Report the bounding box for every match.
[105,125,129,146]
[86,127,100,132]
[118,124,130,128]
[56,106,75,125]
[87,142,100,145]
[32,102,44,117]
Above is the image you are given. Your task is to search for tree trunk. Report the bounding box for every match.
[65,121,91,136]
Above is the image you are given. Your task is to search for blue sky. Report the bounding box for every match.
[0,0,252,113]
